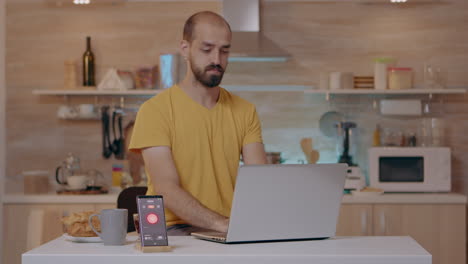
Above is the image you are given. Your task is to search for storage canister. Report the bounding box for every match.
[388,67,413,90]
[374,57,395,90]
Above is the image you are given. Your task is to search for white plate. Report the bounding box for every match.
[63,234,101,243]
[351,190,384,197]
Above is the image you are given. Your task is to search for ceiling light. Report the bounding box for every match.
[73,0,91,4]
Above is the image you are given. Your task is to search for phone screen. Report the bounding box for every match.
[136,195,168,246]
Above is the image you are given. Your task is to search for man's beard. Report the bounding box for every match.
[192,63,225,88]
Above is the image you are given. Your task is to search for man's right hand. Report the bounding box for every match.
[213,217,229,233]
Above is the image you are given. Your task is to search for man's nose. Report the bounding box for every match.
[211,50,221,65]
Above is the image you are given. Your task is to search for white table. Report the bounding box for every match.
[23,235,431,264]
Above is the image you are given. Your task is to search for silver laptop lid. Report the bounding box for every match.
[226,164,347,243]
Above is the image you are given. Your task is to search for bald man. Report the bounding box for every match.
[129,11,267,235]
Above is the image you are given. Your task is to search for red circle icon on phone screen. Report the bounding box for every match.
[146,213,159,224]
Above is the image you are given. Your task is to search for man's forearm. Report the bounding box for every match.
[157,183,228,232]
[141,146,229,233]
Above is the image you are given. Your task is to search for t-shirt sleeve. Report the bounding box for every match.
[128,100,171,153]
[242,105,263,146]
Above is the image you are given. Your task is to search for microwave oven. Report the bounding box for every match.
[369,147,451,192]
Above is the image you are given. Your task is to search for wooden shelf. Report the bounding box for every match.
[224,85,311,92]
[33,87,466,96]
[32,89,160,96]
[32,85,312,96]
[304,88,467,95]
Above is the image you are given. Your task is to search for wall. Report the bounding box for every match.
[1,0,6,261]
[231,0,468,194]
[5,0,468,193]
[5,1,221,191]
[242,0,468,193]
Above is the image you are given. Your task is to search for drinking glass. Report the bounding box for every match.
[424,64,436,89]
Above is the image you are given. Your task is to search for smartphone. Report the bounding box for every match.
[136,195,168,246]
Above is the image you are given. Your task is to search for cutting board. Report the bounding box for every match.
[300,137,320,164]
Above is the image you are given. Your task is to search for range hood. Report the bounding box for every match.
[222,0,290,62]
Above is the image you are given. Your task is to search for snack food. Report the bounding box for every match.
[61,211,101,237]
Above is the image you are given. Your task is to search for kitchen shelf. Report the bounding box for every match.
[225,85,311,92]
[32,85,312,96]
[304,88,467,95]
[33,87,466,98]
[32,89,160,96]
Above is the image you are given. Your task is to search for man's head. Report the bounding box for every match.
[181,11,232,88]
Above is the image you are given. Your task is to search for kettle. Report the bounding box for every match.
[55,153,82,185]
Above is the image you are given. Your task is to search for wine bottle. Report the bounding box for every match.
[82,36,95,86]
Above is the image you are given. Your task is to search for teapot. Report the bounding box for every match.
[55,153,82,187]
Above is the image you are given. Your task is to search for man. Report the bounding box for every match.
[129,11,267,235]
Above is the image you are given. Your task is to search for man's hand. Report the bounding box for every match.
[213,217,229,233]
[142,146,228,231]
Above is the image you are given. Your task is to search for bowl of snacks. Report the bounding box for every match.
[61,211,102,242]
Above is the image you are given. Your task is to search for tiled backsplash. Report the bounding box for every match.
[5,0,468,193]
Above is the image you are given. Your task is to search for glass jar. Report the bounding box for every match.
[388,67,413,90]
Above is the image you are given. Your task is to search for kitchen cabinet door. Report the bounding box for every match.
[2,203,94,264]
[335,204,373,236]
[3,204,35,264]
[373,204,465,264]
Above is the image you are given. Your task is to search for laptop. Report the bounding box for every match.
[191,163,347,244]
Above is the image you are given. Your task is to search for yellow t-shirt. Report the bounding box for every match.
[129,84,263,226]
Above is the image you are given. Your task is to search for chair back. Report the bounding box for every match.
[117,186,148,232]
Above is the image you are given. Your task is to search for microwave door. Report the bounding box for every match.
[379,157,424,182]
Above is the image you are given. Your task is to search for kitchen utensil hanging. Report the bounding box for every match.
[101,106,113,159]
[111,107,126,160]
[101,103,128,159]
[111,110,120,155]
[115,111,125,160]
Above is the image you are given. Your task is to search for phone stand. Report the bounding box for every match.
[135,242,172,253]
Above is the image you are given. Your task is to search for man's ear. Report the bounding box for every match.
[180,40,190,60]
